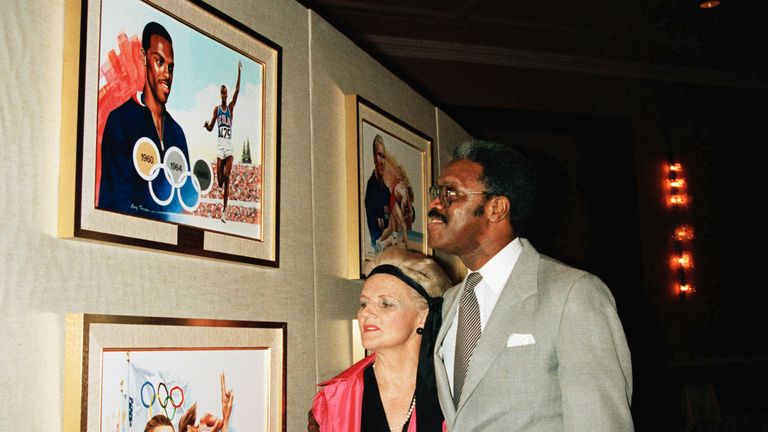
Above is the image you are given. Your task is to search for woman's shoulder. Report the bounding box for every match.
[311,354,375,430]
[317,353,376,387]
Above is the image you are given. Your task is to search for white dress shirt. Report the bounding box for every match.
[442,237,524,394]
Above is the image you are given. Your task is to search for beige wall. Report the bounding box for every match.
[308,12,471,381]
[0,1,470,430]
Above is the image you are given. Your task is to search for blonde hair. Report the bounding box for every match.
[365,248,451,307]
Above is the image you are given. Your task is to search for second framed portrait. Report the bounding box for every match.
[346,96,433,279]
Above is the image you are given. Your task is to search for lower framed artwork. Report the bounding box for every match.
[64,314,286,432]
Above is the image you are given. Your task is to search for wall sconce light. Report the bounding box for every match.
[666,162,690,207]
[665,160,696,299]
[668,178,686,189]
[669,194,689,206]
[671,252,694,269]
[674,225,695,241]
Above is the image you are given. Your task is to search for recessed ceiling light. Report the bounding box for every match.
[700,0,720,8]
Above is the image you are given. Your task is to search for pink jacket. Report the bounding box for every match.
[311,354,422,432]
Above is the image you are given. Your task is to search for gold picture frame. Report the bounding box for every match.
[346,95,433,278]
[58,0,281,265]
[64,314,286,431]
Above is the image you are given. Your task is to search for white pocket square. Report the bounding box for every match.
[506,333,536,347]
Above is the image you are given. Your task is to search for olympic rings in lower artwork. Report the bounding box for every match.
[141,381,157,408]
[140,381,184,420]
[170,385,184,408]
[132,137,211,211]
[157,382,170,408]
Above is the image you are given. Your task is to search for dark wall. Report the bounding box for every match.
[446,79,768,430]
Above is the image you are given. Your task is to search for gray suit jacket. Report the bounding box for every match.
[435,239,633,431]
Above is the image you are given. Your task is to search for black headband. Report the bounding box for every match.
[368,264,433,302]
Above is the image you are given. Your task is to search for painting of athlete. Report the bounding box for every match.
[203,61,243,224]
[352,97,433,277]
[63,315,285,431]
[95,0,265,240]
[361,123,423,255]
[100,349,269,432]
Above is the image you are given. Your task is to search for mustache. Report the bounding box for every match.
[428,209,447,223]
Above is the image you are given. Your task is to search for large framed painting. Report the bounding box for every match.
[58,0,281,265]
[63,314,286,431]
[345,96,433,278]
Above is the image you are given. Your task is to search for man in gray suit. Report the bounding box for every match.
[427,140,633,431]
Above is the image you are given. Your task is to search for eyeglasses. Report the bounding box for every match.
[429,185,485,208]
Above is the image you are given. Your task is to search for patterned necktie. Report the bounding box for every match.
[453,271,483,407]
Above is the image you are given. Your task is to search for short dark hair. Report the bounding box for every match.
[142,22,173,52]
[144,414,173,432]
[452,140,537,235]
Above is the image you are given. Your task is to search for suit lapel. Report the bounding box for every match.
[455,239,540,412]
[435,282,461,421]
[437,283,461,351]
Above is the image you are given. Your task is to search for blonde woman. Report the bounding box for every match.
[310,248,451,431]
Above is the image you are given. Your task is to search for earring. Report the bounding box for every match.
[416,327,424,335]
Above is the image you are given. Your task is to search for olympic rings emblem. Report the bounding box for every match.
[141,381,184,420]
[133,137,212,212]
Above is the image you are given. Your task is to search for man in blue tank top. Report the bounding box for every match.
[204,60,242,223]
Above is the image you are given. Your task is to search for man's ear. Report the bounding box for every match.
[140,48,147,67]
[487,196,510,223]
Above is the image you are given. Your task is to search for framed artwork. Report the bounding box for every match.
[58,0,281,265]
[345,95,433,278]
[63,314,287,432]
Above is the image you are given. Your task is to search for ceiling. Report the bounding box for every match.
[301,0,767,133]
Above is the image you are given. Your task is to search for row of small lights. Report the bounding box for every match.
[667,0,718,295]
[667,162,695,298]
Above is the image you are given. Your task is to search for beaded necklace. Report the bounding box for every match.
[389,396,416,432]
